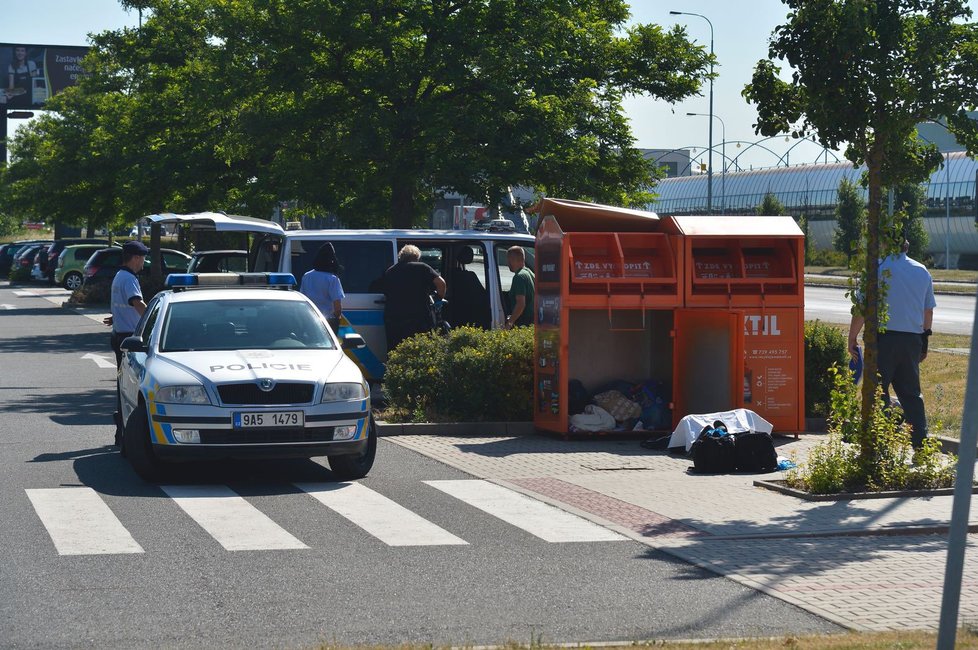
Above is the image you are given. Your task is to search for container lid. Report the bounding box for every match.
[529,198,660,232]
[664,215,803,237]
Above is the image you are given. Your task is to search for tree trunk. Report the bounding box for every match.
[859,140,884,466]
[390,178,416,230]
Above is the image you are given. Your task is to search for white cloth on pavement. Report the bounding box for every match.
[669,408,774,451]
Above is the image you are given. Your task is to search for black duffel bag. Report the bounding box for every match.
[690,422,737,474]
[734,430,779,472]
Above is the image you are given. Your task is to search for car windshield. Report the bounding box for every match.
[161,298,336,352]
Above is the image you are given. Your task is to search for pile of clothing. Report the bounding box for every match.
[567,379,671,433]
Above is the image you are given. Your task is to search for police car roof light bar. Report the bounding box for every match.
[165,273,297,291]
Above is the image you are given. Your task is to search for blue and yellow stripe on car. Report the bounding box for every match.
[146,386,176,444]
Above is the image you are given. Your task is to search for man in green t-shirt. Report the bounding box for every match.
[504,245,535,329]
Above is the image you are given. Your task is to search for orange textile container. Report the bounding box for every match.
[662,215,805,433]
[532,199,681,435]
[532,202,806,438]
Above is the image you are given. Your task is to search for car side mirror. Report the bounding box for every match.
[120,336,148,353]
[342,333,366,350]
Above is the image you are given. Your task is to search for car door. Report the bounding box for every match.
[120,298,161,425]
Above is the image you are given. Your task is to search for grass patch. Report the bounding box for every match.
[807,265,978,284]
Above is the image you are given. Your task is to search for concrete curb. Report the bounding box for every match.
[934,434,978,454]
[754,478,978,501]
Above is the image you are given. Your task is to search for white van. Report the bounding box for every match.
[141,213,535,383]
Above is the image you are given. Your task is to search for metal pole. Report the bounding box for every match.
[946,152,951,270]
[687,111,725,215]
[671,11,714,214]
[935,285,978,649]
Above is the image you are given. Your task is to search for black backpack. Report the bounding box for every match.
[734,430,779,472]
[690,422,737,474]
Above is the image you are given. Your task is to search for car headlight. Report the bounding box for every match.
[322,382,366,402]
[155,385,210,404]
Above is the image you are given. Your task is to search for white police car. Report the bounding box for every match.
[117,273,375,481]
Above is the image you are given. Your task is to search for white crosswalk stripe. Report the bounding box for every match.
[297,482,468,546]
[160,485,309,551]
[26,480,624,554]
[25,488,144,556]
[425,480,627,543]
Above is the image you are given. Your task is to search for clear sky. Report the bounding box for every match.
[3,0,977,171]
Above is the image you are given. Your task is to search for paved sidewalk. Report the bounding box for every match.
[388,432,978,632]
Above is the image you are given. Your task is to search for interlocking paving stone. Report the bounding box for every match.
[388,432,978,631]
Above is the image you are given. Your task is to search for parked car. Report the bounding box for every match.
[117,272,373,481]
[82,247,192,288]
[472,218,516,232]
[44,238,111,284]
[186,249,248,274]
[0,240,52,277]
[12,244,43,278]
[55,243,119,290]
[30,244,51,281]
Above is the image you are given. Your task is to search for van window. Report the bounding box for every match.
[253,238,282,273]
[494,243,536,292]
[447,243,491,329]
[292,239,394,293]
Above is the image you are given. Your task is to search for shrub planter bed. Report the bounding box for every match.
[754,478,978,501]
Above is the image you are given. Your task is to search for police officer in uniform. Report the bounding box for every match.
[104,241,149,446]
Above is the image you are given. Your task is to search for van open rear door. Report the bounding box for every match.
[140,212,285,236]
[139,212,285,273]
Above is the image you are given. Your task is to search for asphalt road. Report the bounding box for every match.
[0,282,839,648]
[805,285,976,335]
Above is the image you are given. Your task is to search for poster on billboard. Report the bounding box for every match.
[0,43,89,110]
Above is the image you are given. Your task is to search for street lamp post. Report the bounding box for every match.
[941,151,949,269]
[671,10,714,214]
[687,112,725,214]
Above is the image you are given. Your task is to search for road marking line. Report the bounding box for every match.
[161,485,308,551]
[81,352,116,368]
[25,488,144,555]
[297,482,468,547]
[425,479,626,543]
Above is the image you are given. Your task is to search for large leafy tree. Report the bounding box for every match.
[744,0,978,463]
[3,1,711,230]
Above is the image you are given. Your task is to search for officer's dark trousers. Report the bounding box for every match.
[110,331,132,444]
[877,331,927,448]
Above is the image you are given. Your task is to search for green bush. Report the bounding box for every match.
[804,320,849,417]
[786,365,957,494]
[384,325,534,422]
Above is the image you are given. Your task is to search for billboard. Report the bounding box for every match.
[0,43,89,110]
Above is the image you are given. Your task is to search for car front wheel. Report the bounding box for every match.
[124,404,164,482]
[63,271,83,291]
[327,417,377,480]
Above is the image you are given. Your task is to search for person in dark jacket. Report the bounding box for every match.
[448,245,490,329]
[379,245,446,352]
